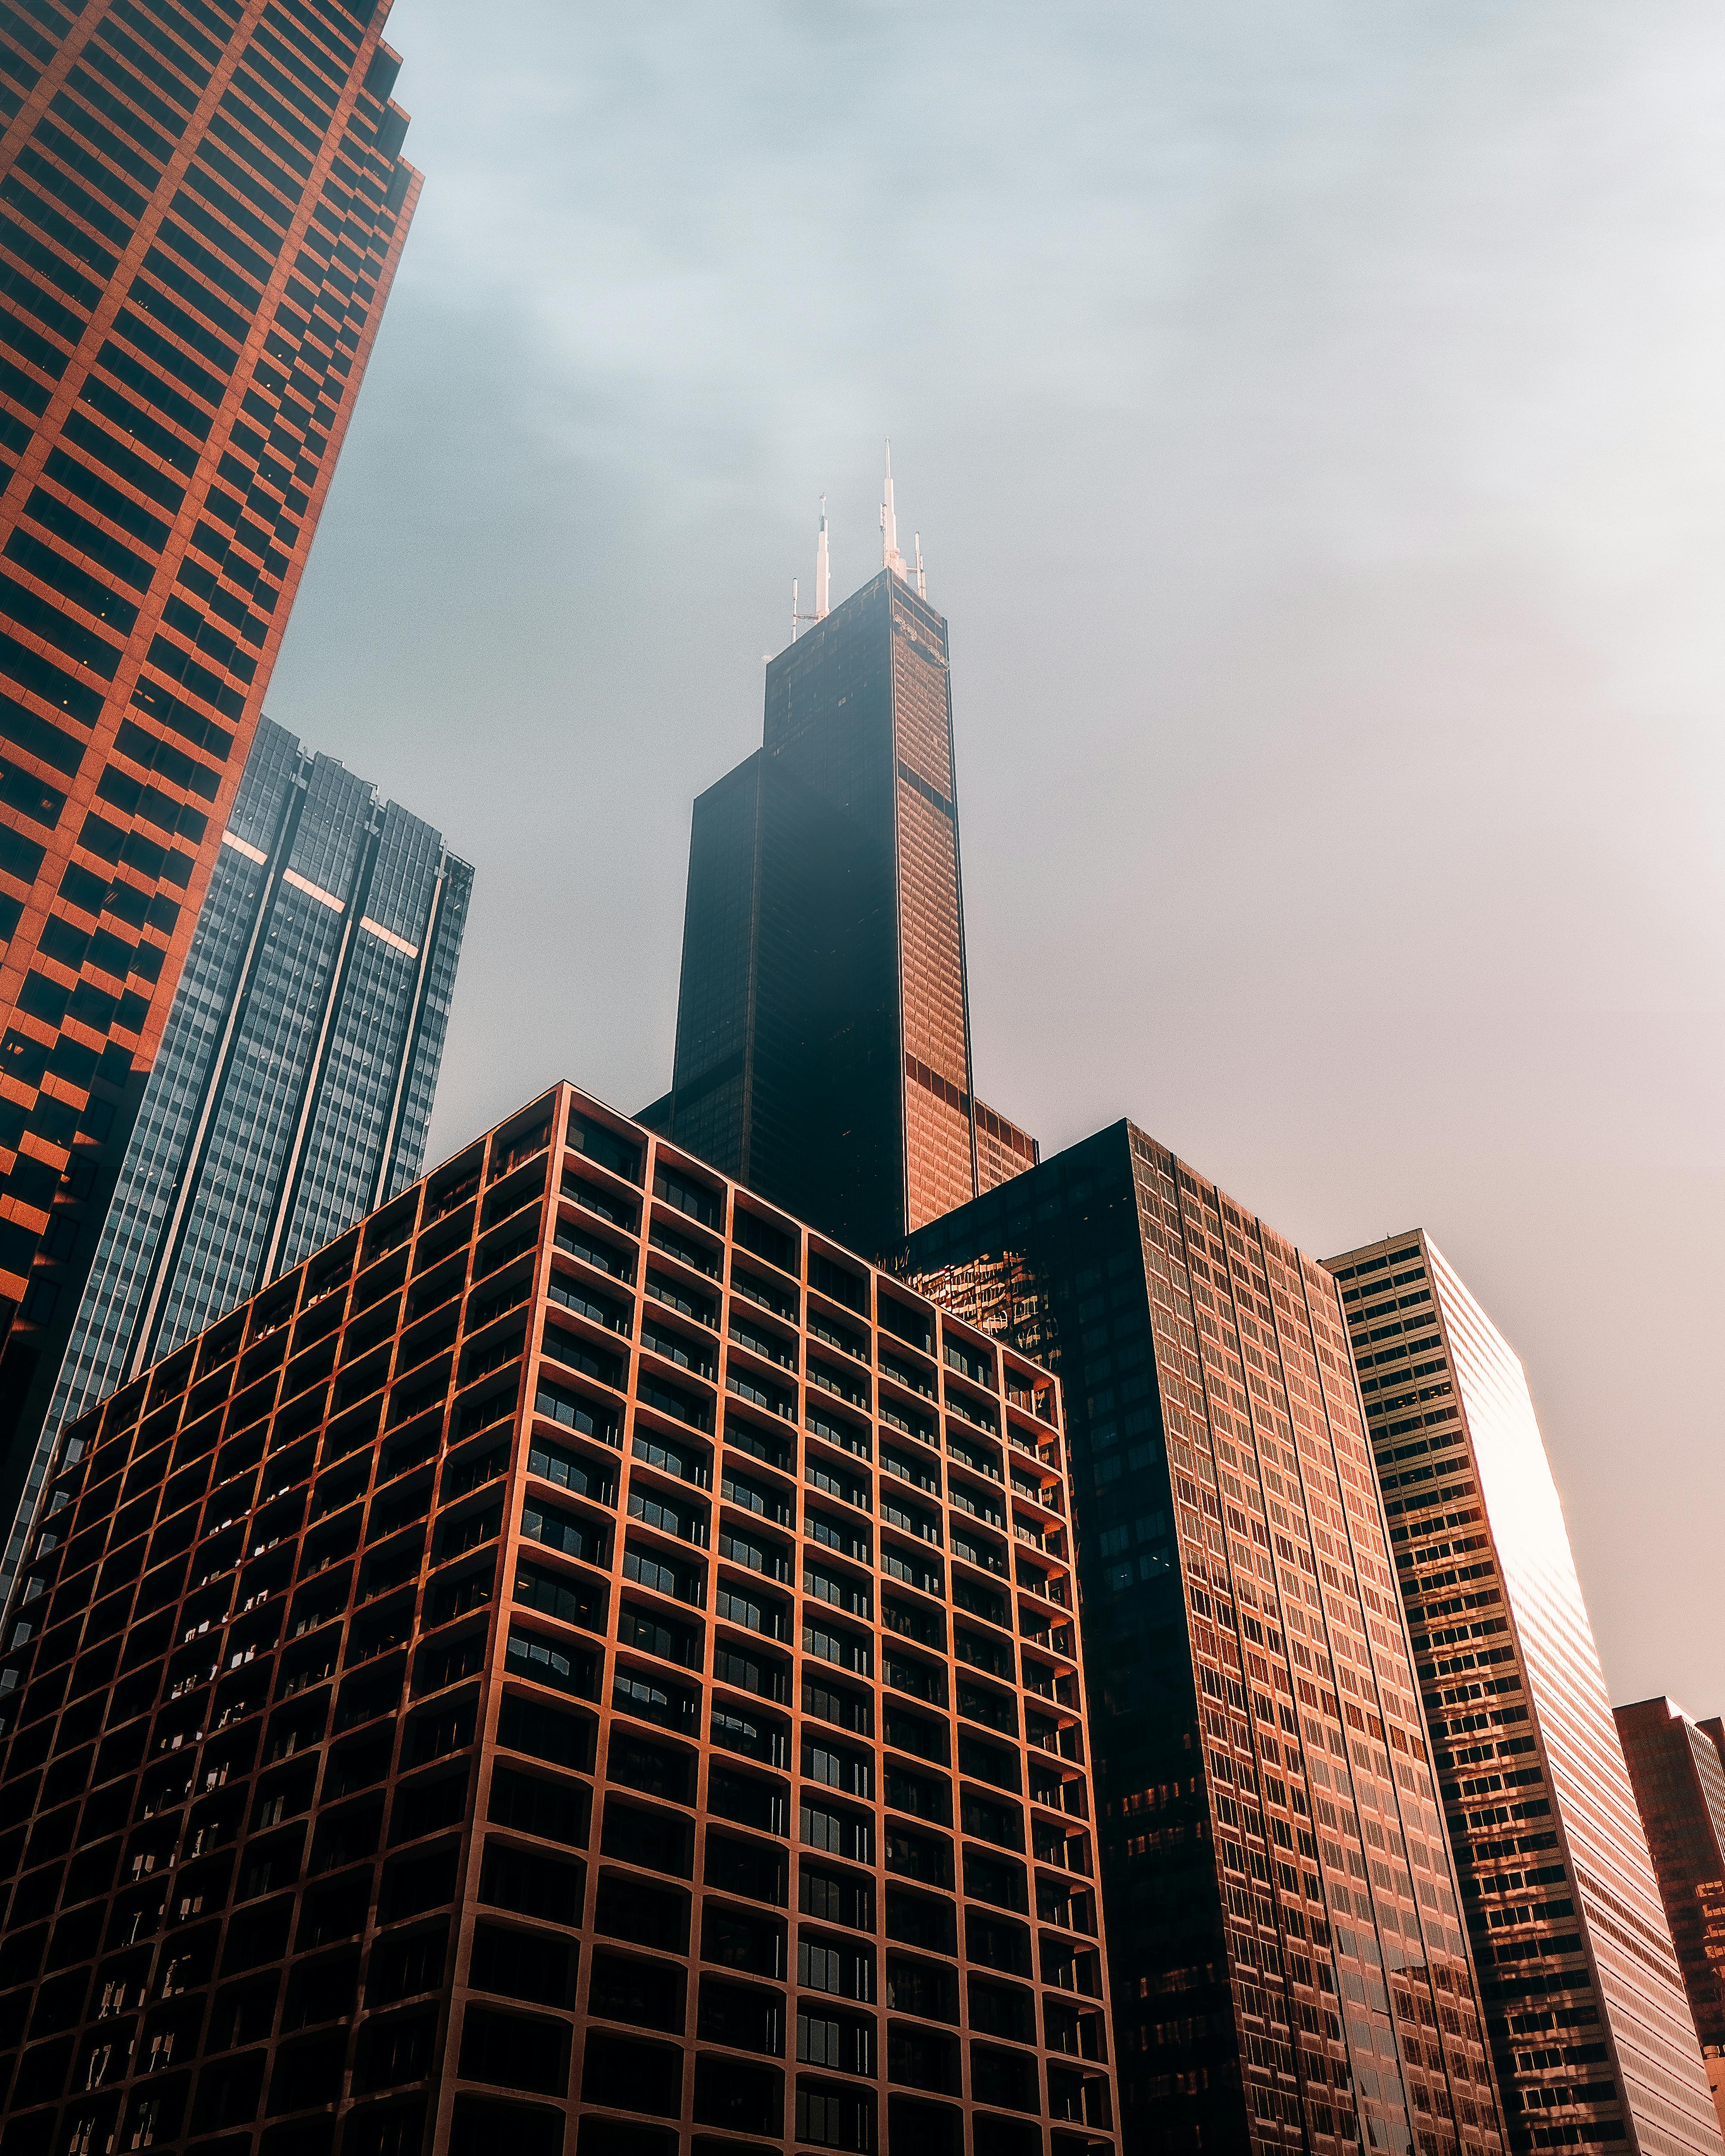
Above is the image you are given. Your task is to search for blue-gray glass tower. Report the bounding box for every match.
[0,716,468,1592]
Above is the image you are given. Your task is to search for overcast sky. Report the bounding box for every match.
[270,2,1725,1714]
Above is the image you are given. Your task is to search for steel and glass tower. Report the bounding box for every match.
[1615,1699,1725,2140]
[1328,1232,1722,2156]
[0,714,469,1600]
[644,465,1037,1259]
[0,1081,1118,2156]
[904,1125,1509,2156]
[0,0,420,1523]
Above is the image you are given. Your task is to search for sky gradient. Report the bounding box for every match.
[267,3,1725,1717]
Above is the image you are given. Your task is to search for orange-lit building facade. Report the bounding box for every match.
[0,1081,1117,2156]
[1329,1234,1722,2156]
[643,567,1036,1260]
[0,0,420,1516]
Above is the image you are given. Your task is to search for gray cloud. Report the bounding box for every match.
[269,0,1725,1713]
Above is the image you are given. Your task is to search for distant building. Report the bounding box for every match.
[0,1081,1118,2156]
[1615,1698,1725,2139]
[1329,1233,1722,2156]
[905,1124,1508,2156]
[643,471,1035,1259]
[0,717,470,1601]
[0,0,422,1520]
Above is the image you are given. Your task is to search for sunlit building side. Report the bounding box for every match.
[1328,1233,1722,2156]
[0,0,422,1527]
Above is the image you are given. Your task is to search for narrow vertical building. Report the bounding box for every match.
[644,474,1036,1258]
[904,1125,1509,2156]
[0,1081,1118,2156]
[0,0,421,1509]
[1328,1233,1722,2156]
[1614,1701,1725,2141]
[0,714,470,1601]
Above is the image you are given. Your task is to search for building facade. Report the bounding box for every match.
[0,1080,1118,2156]
[643,558,1036,1259]
[1613,1700,1725,2140]
[903,1123,1507,2156]
[1328,1233,1721,2156]
[0,714,470,1604]
[0,0,420,1517]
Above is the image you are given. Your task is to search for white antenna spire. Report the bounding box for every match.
[815,495,830,619]
[913,531,925,599]
[881,439,906,579]
[791,576,799,643]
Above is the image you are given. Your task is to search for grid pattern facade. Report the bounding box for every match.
[904,1123,1509,2156]
[1328,1234,1722,2156]
[0,1081,1119,2156]
[885,586,970,1238]
[0,714,470,1604]
[653,568,1035,1261]
[1614,1699,1725,2137]
[0,0,420,1518]
[974,1103,1038,1201]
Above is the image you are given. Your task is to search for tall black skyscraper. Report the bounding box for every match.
[644,469,1037,1259]
[904,1125,1509,2156]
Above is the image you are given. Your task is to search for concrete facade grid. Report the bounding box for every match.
[0,1080,1120,2156]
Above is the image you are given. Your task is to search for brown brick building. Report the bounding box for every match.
[0,1081,1119,2156]
[0,0,420,1504]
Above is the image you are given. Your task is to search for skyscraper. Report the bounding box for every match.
[904,1124,1508,2156]
[643,468,1037,1259]
[1328,1233,1721,2156]
[0,1080,1119,2156]
[0,714,470,1603]
[1614,1700,1725,2140]
[0,0,420,1496]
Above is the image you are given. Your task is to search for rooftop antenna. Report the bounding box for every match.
[913,531,925,600]
[792,494,832,642]
[881,439,906,580]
